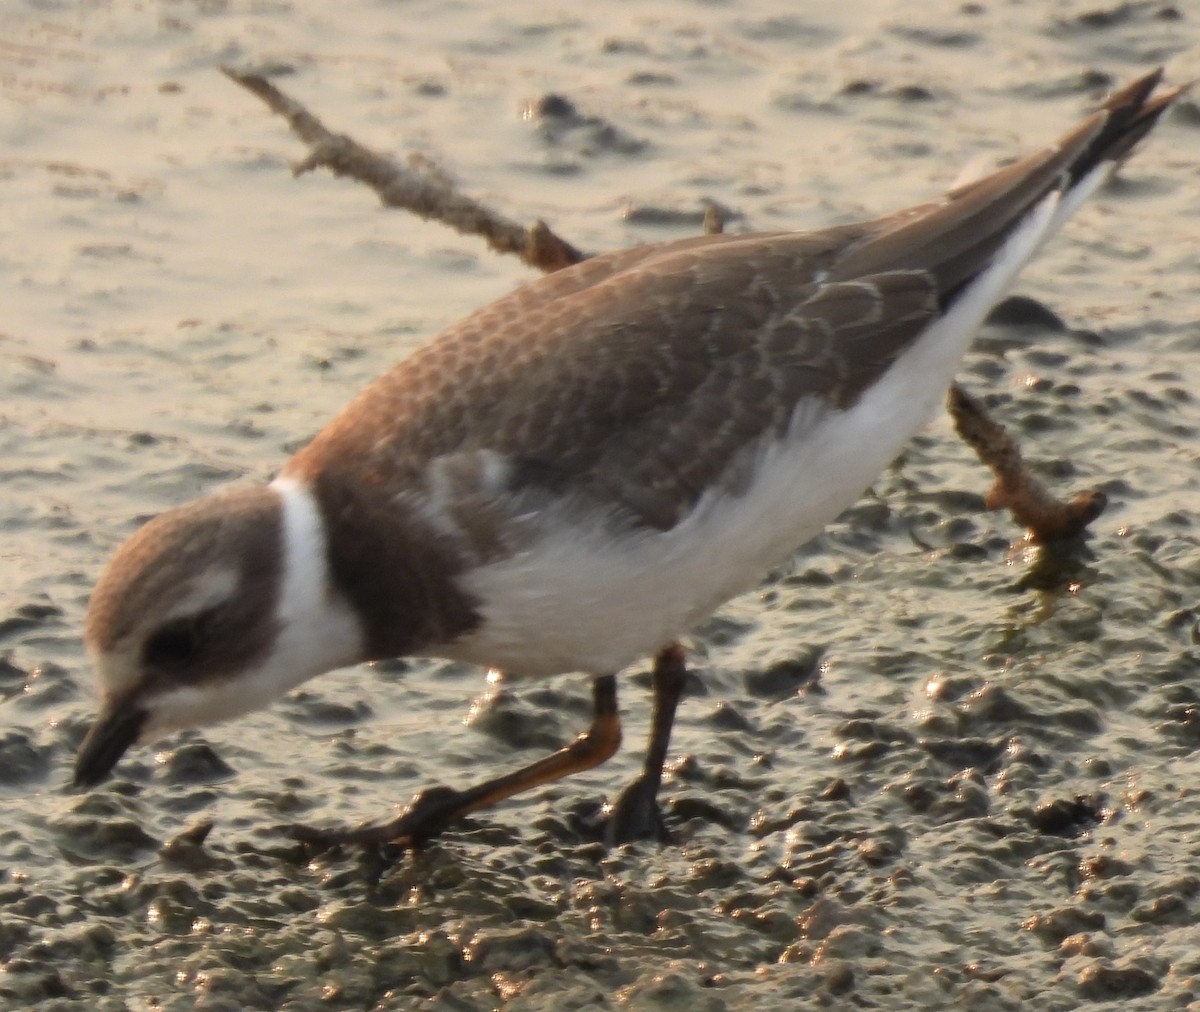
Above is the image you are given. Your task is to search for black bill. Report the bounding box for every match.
[73,704,147,788]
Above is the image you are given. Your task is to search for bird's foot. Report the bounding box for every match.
[603,774,669,846]
[283,784,466,857]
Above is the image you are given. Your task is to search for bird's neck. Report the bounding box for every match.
[272,468,481,664]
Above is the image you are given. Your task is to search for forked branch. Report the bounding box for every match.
[948,385,1106,543]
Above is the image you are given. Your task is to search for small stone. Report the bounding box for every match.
[1028,794,1109,835]
[462,926,555,972]
[1079,853,1135,880]
[1077,962,1160,1000]
[744,648,823,699]
[985,294,1066,331]
[1059,932,1113,959]
[160,743,236,785]
[1023,906,1105,944]
[796,897,845,941]
[525,93,578,120]
[813,924,875,962]
[0,733,51,786]
[1131,894,1189,924]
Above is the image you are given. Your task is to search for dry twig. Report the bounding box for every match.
[222,67,585,272]
[948,384,1107,543]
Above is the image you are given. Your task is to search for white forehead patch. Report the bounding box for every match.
[166,566,239,622]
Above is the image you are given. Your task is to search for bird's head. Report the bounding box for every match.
[73,481,362,788]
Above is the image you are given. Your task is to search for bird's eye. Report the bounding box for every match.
[142,613,209,668]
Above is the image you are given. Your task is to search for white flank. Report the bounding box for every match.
[438,186,1078,678]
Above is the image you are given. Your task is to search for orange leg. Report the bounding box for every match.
[291,673,622,851]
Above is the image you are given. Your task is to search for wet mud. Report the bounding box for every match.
[2,1,1200,1008]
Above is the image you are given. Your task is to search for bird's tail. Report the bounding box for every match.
[829,68,1186,304]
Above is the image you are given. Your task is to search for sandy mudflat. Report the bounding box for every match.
[2,1,1200,1008]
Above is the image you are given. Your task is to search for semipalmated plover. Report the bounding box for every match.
[74,71,1182,848]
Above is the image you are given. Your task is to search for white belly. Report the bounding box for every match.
[432,188,1067,677]
[435,350,947,677]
